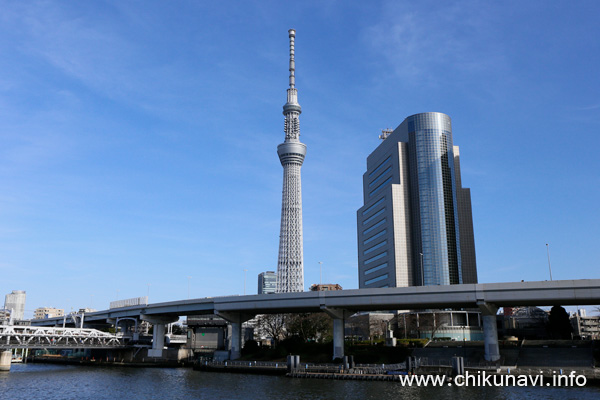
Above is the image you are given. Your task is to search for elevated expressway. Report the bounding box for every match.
[31,279,600,361]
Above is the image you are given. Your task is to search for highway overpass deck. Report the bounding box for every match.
[31,279,600,326]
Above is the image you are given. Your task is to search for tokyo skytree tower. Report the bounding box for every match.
[276,29,306,293]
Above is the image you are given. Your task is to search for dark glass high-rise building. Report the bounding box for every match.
[258,271,277,294]
[357,112,477,288]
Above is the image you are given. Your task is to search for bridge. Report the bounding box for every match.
[0,325,124,371]
[0,325,124,350]
[30,279,600,362]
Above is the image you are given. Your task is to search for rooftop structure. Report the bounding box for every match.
[309,284,343,291]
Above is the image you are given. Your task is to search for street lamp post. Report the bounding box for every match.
[420,253,424,286]
[546,243,553,281]
[319,261,323,285]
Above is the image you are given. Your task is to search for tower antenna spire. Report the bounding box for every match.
[276,29,306,293]
[288,29,296,89]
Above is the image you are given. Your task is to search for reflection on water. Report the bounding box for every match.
[1,364,598,400]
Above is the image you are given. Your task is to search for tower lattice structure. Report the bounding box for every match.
[276,29,306,293]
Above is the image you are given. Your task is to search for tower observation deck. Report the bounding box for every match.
[276,29,306,293]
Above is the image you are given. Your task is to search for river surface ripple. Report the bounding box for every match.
[1,364,599,399]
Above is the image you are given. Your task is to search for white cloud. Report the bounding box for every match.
[362,1,507,84]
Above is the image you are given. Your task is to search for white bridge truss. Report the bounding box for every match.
[0,325,124,350]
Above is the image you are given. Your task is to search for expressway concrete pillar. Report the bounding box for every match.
[0,350,11,372]
[140,315,179,358]
[215,312,254,360]
[151,324,166,357]
[321,307,350,360]
[477,302,500,362]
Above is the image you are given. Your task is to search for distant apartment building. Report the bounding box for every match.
[33,307,65,320]
[309,284,343,291]
[571,311,600,340]
[258,271,277,294]
[0,309,10,324]
[4,290,26,321]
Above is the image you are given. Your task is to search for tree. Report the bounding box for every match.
[171,324,185,335]
[547,305,573,339]
[254,314,287,343]
[286,312,332,342]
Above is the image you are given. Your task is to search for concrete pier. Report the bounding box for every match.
[141,315,178,358]
[215,311,254,360]
[478,302,500,362]
[0,350,12,372]
[322,307,349,360]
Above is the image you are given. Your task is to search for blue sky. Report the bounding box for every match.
[1,1,598,317]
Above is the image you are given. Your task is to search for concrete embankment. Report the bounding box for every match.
[28,356,192,368]
[193,363,287,375]
[288,371,407,381]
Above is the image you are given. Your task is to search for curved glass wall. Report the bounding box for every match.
[407,112,462,285]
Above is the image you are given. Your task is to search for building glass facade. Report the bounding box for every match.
[258,271,277,294]
[408,113,461,285]
[357,112,477,289]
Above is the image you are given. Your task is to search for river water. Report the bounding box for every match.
[1,364,599,399]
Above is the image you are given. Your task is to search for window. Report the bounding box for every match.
[362,197,385,216]
[368,166,392,187]
[363,219,386,235]
[364,251,387,265]
[369,176,392,197]
[364,240,387,255]
[364,263,387,275]
[362,208,385,225]
[363,229,386,245]
[365,274,388,286]
[368,156,391,178]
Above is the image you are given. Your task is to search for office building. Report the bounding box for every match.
[258,271,277,294]
[33,307,64,320]
[276,29,306,292]
[4,290,26,321]
[357,112,477,288]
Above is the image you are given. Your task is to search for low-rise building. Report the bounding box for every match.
[33,307,64,320]
[309,284,343,291]
[571,312,600,340]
